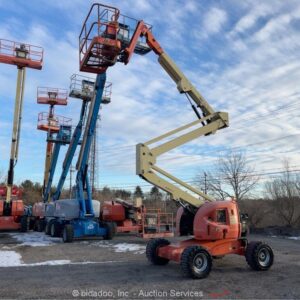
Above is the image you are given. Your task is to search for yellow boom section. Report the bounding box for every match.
[136,53,229,208]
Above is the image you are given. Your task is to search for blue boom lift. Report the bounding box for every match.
[45,73,114,242]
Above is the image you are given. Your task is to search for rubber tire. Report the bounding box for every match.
[20,216,28,232]
[29,218,35,231]
[246,241,274,271]
[50,221,62,237]
[103,222,116,240]
[37,219,46,232]
[45,219,55,235]
[146,238,170,265]
[180,246,212,279]
[62,224,74,243]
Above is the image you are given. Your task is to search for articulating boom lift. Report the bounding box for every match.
[80,4,274,278]
[0,39,43,231]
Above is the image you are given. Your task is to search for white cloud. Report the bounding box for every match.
[203,7,227,35]
[0,1,300,194]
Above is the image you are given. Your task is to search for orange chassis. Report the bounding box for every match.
[158,238,246,262]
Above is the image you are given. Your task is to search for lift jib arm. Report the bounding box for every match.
[123,21,229,208]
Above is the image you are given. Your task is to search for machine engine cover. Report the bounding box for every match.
[102,201,125,222]
[44,202,55,217]
[193,200,240,240]
[92,200,101,218]
[54,199,80,219]
[53,199,100,219]
[11,200,24,216]
[32,202,46,217]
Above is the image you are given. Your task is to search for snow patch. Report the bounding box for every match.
[0,250,126,268]
[9,232,61,247]
[0,251,22,267]
[28,260,71,266]
[287,236,300,240]
[91,241,146,254]
[113,243,145,254]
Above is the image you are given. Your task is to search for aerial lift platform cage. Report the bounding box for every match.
[37,87,68,105]
[0,39,43,69]
[37,87,70,133]
[79,3,151,73]
[37,112,72,133]
[141,209,174,238]
[69,73,112,104]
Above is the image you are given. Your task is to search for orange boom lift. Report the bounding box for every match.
[0,39,43,231]
[80,4,274,278]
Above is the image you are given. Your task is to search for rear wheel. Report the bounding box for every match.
[50,221,62,237]
[62,224,74,243]
[180,246,212,279]
[38,219,46,232]
[246,241,274,271]
[146,238,170,265]
[103,222,116,240]
[20,216,28,232]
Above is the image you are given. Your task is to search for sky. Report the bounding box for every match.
[0,0,300,194]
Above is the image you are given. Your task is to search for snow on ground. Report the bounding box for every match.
[91,241,146,254]
[0,251,22,267]
[287,236,300,241]
[9,232,61,247]
[113,243,145,254]
[0,250,70,267]
[0,250,125,268]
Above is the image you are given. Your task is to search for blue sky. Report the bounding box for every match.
[0,0,300,193]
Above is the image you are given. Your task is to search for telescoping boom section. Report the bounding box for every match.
[0,39,43,231]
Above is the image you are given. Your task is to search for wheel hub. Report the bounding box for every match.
[193,253,208,273]
[258,248,270,266]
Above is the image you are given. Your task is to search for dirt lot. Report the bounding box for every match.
[0,232,299,299]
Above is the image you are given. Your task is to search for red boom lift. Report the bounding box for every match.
[0,39,43,231]
[80,4,274,278]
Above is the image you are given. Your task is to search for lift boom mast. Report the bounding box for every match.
[124,21,229,208]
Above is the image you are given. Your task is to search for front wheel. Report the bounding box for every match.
[245,241,274,271]
[103,222,116,240]
[45,219,55,235]
[20,216,28,232]
[180,246,212,279]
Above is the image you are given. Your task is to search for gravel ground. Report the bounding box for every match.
[0,232,299,299]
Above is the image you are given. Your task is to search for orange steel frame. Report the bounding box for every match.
[158,238,246,262]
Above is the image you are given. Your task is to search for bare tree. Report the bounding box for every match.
[0,169,5,184]
[196,151,259,201]
[265,160,300,227]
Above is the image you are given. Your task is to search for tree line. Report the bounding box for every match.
[1,151,299,229]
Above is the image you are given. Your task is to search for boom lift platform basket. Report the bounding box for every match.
[37,112,72,133]
[69,73,112,104]
[37,87,68,105]
[0,39,43,69]
[79,3,151,73]
[141,209,174,238]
